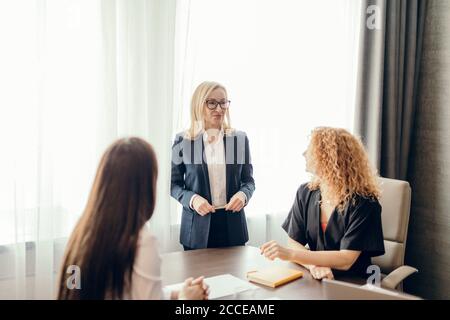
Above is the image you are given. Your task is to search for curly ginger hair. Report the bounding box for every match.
[307,127,380,213]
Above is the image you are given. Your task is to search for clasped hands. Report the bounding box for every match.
[192,192,245,216]
[174,276,210,300]
[259,240,334,280]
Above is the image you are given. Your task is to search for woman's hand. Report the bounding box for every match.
[225,192,246,212]
[260,240,294,261]
[192,195,215,216]
[309,266,334,280]
[178,276,209,300]
[192,276,210,297]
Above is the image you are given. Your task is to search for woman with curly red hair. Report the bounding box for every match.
[260,127,385,280]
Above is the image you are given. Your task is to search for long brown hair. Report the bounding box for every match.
[57,137,158,299]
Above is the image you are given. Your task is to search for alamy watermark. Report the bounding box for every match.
[366,5,381,30]
[366,264,381,287]
[172,128,250,166]
[66,265,81,290]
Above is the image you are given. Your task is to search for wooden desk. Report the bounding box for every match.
[161,246,419,300]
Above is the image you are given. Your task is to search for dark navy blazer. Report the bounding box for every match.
[170,130,255,249]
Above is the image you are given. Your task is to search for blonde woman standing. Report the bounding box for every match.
[260,127,385,280]
[171,81,255,250]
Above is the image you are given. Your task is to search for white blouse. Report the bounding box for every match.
[203,129,227,207]
[123,225,171,300]
[189,129,247,209]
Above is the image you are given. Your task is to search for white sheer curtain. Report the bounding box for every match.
[174,0,361,246]
[0,0,362,300]
[0,0,178,299]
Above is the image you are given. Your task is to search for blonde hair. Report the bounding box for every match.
[307,127,380,213]
[185,81,233,139]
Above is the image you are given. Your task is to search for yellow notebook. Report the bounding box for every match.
[246,267,303,288]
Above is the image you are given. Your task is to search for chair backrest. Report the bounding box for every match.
[372,177,412,274]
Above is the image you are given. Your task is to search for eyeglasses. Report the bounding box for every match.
[205,99,231,110]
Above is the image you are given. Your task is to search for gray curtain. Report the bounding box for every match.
[354,0,427,180]
[404,0,450,300]
[355,0,450,299]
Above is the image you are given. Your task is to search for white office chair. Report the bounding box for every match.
[372,177,418,290]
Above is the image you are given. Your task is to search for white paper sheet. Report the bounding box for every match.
[164,274,258,300]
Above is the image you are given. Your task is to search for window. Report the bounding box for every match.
[174,0,361,216]
[0,0,103,245]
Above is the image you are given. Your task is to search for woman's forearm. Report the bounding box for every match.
[289,249,360,271]
[286,238,315,270]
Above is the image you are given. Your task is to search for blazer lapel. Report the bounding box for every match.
[199,136,212,202]
[224,134,234,202]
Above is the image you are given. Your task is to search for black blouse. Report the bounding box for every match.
[282,183,385,276]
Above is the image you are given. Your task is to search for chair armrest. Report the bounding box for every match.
[381,265,418,290]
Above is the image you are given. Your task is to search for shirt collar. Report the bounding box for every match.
[203,128,224,144]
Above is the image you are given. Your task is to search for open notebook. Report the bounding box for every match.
[246,267,303,288]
